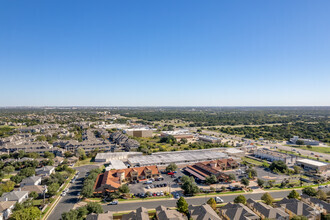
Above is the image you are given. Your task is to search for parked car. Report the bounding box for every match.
[109,201,118,205]
[174,193,180,199]
[215,197,224,203]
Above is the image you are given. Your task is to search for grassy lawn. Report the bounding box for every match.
[278,149,329,163]
[74,158,95,167]
[133,136,191,152]
[194,190,245,197]
[32,199,43,206]
[241,157,264,166]
[292,145,330,155]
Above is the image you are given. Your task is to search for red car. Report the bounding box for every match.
[167,172,175,175]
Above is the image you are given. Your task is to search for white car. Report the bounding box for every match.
[61,192,66,196]
[215,197,224,203]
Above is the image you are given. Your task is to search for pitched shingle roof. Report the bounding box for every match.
[189,204,221,220]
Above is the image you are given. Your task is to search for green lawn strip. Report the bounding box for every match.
[74,158,95,167]
[241,157,264,166]
[291,145,330,154]
[265,181,330,191]
[193,190,245,197]
[277,149,329,162]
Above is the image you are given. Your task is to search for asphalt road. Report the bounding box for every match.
[47,165,99,220]
[103,190,301,212]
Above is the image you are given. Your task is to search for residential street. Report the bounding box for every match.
[103,189,301,213]
[47,165,99,220]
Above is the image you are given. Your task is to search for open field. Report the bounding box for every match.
[292,145,330,154]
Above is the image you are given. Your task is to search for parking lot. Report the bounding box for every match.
[128,169,185,197]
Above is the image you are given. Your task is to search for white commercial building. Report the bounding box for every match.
[94,152,142,163]
[127,149,227,167]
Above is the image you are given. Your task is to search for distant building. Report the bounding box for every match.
[290,136,320,146]
[254,148,297,164]
[296,159,328,173]
[161,130,194,141]
[198,135,222,143]
[124,127,154,138]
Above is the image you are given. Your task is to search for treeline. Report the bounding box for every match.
[218,122,330,143]
[110,108,329,126]
[81,168,102,198]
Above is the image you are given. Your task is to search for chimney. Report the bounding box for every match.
[5,197,8,201]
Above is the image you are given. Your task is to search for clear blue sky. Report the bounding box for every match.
[1,0,329,106]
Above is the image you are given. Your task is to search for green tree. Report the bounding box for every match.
[317,190,327,201]
[0,181,15,193]
[61,209,78,220]
[246,168,257,179]
[261,192,274,205]
[165,163,178,172]
[269,160,288,173]
[207,198,217,210]
[3,165,15,175]
[36,135,47,142]
[19,167,35,177]
[86,202,103,214]
[44,151,55,159]
[176,197,189,214]
[77,148,87,160]
[296,140,305,145]
[181,176,200,195]
[257,178,265,188]
[119,184,130,194]
[287,190,300,199]
[234,195,246,204]
[205,175,218,185]
[293,165,302,174]
[47,183,60,196]
[11,206,41,220]
[29,191,39,199]
[241,177,249,187]
[228,174,236,182]
[64,151,73,158]
[302,187,317,197]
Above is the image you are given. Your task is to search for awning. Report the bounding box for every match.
[185,167,206,181]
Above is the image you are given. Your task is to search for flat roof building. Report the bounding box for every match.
[296,159,328,173]
[127,149,227,167]
[198,135,222,143]
[161,130,194,141]
[254,148,297,165]
[124,127,155,138]
[94,152,142,163]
